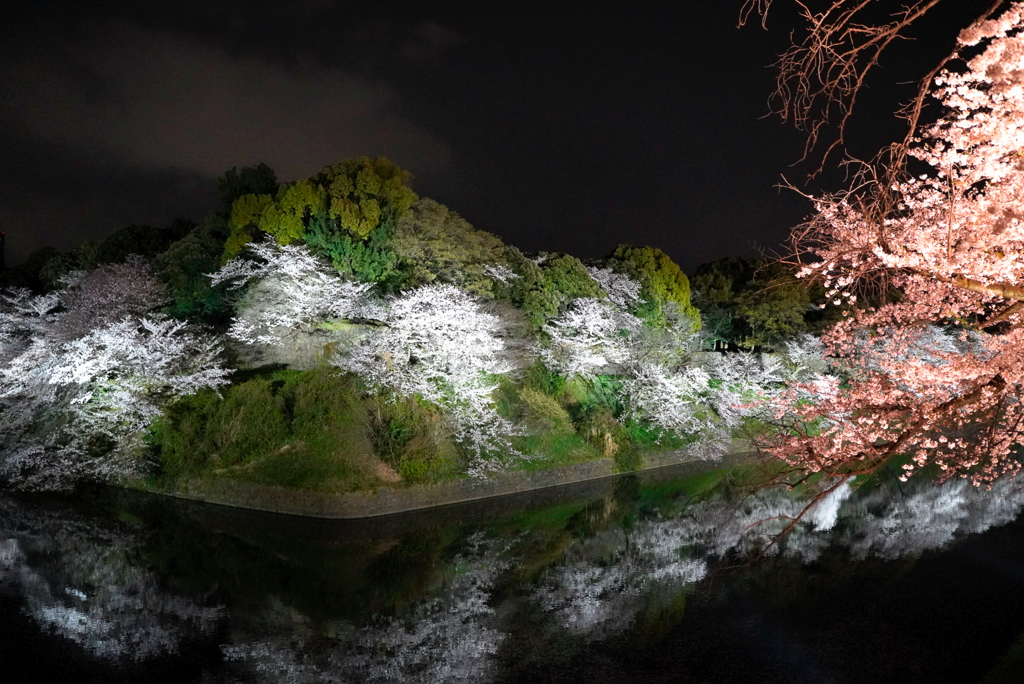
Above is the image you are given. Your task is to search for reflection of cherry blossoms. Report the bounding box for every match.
[839,473,1024,561]
[215,472,1024,682]
[0,497,222,660]
[223,533,513,683]
[532,471,1024,641]
[533,522,707,638]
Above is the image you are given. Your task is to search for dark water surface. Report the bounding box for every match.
[3,463,1024,683]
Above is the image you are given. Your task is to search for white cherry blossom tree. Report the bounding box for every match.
[334,283,522,474]
[0,262,230,490]
[210,239,373,346]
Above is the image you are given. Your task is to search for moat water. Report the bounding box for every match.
[3,462,1024,683]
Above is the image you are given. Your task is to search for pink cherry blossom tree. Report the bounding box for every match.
[762,3,1024,487]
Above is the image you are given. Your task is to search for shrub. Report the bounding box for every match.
[305,214,402,284]
[365,393,461,483]
[147,369,384,491]
[517,387,574,433]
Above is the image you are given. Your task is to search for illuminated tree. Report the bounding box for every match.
[538,297,642,379]
[221,157,417,263]
[605,244,700,329]
[334,283,523,474]
[317,157,418,239]
[0,261,230,490]
[493,248,605,329]
[211,239,373,354]
[758,3,1024,486]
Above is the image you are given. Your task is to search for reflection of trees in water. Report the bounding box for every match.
[6,472,1024,681]
[221,473,1024,682]
[838,474,1024,561]
[0,497,222,660]
[532,473,1024,641]
[223,533,514,683]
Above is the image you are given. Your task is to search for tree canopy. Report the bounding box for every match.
[606,244,700,329]
[692,256,813,349]
[221,157,417,263]
[761,1,1024,487]
[391,199,507,297]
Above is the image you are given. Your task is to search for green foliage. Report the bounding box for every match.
[577,407,631,464]
[495,248,603,329]
[517,387,575,433]
[223,193,275,262]
[494,368,623,470]
[318,157,417,239]
[147,369,384,492]
[517,432,601,471]
[620,419,687,450]
[691,256,812,349]
[259,180,326,245]
[365,393,461,483]
[156,223,232,323]
[305,214,402,285]
[391,199,506,296]
[217,163,278,210]
[220,157,416,269]
[607,244,700,329]
[544,254,603,300]
[523,362,568,398]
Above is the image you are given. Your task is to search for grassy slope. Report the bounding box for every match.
[145,365,710,494]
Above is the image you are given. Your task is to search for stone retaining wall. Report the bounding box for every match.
[144,440,755,519]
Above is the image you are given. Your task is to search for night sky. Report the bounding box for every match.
[0,0,1001,271]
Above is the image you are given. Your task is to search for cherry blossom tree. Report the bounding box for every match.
[537,268,822,454]
[215,242,525,472]
[210,239,373,346]
[334,283,523,474]
[538,297,642,379]
[761,3,1024,487]
[0,262,230,490]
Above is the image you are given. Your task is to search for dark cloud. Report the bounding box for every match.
[0,133,217,263]
[0,20,452,183]
[399,21,468,64]
[0,1,834,272]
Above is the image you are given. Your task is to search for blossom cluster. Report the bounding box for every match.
[0,260,230,490]
[774,3,1024,485]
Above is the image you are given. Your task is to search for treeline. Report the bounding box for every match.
[0,158,830,492]
[6,158,839,347]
